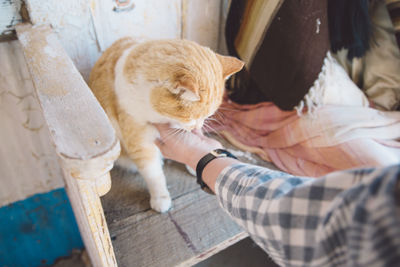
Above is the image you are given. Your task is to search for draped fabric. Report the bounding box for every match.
[226,0,330,110]
[210,98,400,177]
[217,0,400,176]
[225,0,399,110]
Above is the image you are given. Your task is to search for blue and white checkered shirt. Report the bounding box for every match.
[216,163,400,266]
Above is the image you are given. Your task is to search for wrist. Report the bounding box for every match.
[195,149,238,193]
[202,157,238,192]
[187,148,211,170]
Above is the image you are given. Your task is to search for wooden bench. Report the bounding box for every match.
[16,23,275,267]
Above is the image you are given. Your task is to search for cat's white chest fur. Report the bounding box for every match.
[112,47,173,212]
[114,47,172,126]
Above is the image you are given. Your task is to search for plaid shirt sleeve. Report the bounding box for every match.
[215,163,400,267]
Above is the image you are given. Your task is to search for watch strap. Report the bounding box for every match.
[196,149,237,194]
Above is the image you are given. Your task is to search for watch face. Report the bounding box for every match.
[210,150,228,157]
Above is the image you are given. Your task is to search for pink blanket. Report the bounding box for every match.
[209,99,400,177]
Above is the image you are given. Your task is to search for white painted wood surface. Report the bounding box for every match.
[24,0,222,79]
[16,23,120,267]
[0,40,63,206]
[219,0,231,54]
[25,0,100,80]
[0,0,22,38]
[182,0,222,51]
[63,170,118,267]
[25,0,183,80]
[16,24,118,161]
[90,0,182,51]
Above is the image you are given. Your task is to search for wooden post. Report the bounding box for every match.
[61,149,119,267]
[16,23,120,267]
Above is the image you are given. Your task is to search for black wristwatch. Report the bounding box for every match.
[196,149,237,194]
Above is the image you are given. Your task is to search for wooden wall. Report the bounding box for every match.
[0,0,23,41]
[0,41,64,206]
[25,0,222,79]
[0,0,222,206]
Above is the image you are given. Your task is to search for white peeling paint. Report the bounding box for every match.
[17,32,28,46]
[0,0,22,36]
[90,0,182,52]
[0,41,64,206]
[26,0,100,80]
[44,45,57,58]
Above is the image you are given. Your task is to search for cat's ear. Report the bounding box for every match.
[169,75,200,102]
[216,54,245,79]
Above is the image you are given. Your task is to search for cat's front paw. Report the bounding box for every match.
[150,195,172,213]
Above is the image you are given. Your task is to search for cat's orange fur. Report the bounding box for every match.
[89,37,243,212]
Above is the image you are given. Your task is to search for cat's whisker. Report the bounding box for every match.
[183,130,189,145]
[213,111,227,122]
[205,121,219,131]
[203,122,222,137]
[203,123,214,133]
[173,129,187,147]
[162,128,183,143]
[203,124,224,140]
[172,129,187,144]
[205,117,224,127]
[205,118,219,127]
[163,128,180,139]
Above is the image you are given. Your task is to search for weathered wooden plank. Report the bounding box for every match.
[102,136,276,266]
[104,161,246,267]
[63,170,118,267]
[16,23,121,266]
[102,161,198,223]
[218,0,231,54]
[24,0,100,80]
[0,40,64,206]
[182,0,221,51]
[180,232,249,267]
[16,23,118,162]
[24,0,223,79]
[0,0,23,41]
[89,0,182,52]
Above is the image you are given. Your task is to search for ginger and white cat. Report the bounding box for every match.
[89,37,243,212]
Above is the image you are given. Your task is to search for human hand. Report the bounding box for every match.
[153,123,223,169]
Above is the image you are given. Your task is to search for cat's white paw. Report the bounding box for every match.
[150,195,172,213]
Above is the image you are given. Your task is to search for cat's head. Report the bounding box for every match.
[124,39,244,131]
